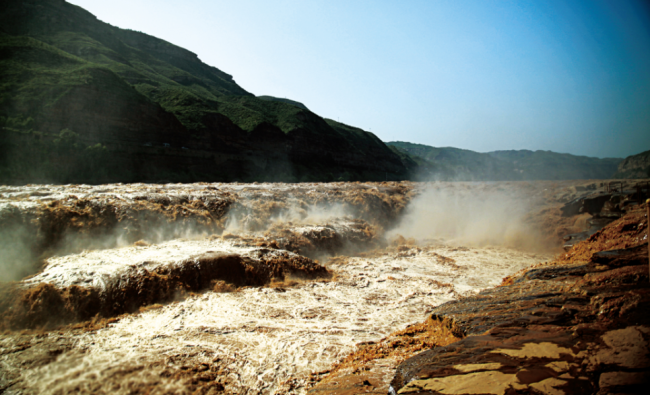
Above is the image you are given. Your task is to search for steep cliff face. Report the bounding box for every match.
[613,150,650,179]
[0,0,413,184]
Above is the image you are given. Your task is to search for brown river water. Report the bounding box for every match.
[0,180,600,394]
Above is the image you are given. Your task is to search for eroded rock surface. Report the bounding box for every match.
[389,244,649,394]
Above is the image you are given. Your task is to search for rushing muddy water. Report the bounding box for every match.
[0,181,603,394]
[3,243,551,394]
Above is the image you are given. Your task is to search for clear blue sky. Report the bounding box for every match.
[69,0,650,158]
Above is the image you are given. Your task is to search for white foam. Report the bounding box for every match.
[25,238,288,290]
[18,244,551,394]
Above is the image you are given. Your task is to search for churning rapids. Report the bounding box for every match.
[0,181,596,394]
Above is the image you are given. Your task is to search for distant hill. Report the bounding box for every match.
[613,150,650,179]
[488,150,623,180]
[387,142,622,181]
[0,0,411,183]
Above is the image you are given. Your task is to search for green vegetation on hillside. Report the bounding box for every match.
[257,96,309,110]
[0,0,368,138]
[0,0,411,183]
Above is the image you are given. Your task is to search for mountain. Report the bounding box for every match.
[387,141,622,181]
[387,142,512,180]
[488,150,622,180]
[613,150,650,179]
[0,0,412,183]
[257,96,309,111]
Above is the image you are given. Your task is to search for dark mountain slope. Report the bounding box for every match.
[0,0,411,183]
[388,141,622,181]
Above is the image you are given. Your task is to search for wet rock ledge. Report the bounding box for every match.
[390,242,649,395]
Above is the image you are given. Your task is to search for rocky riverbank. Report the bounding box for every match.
[312,202,649,394]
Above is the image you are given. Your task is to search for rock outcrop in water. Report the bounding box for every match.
[2,244,331,330]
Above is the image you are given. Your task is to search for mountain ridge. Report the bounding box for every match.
[0,0,636,184]
[387,141,623,181]
[0,0,412,183]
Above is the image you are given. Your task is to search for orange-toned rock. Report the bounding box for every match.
[389,242,649,394]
